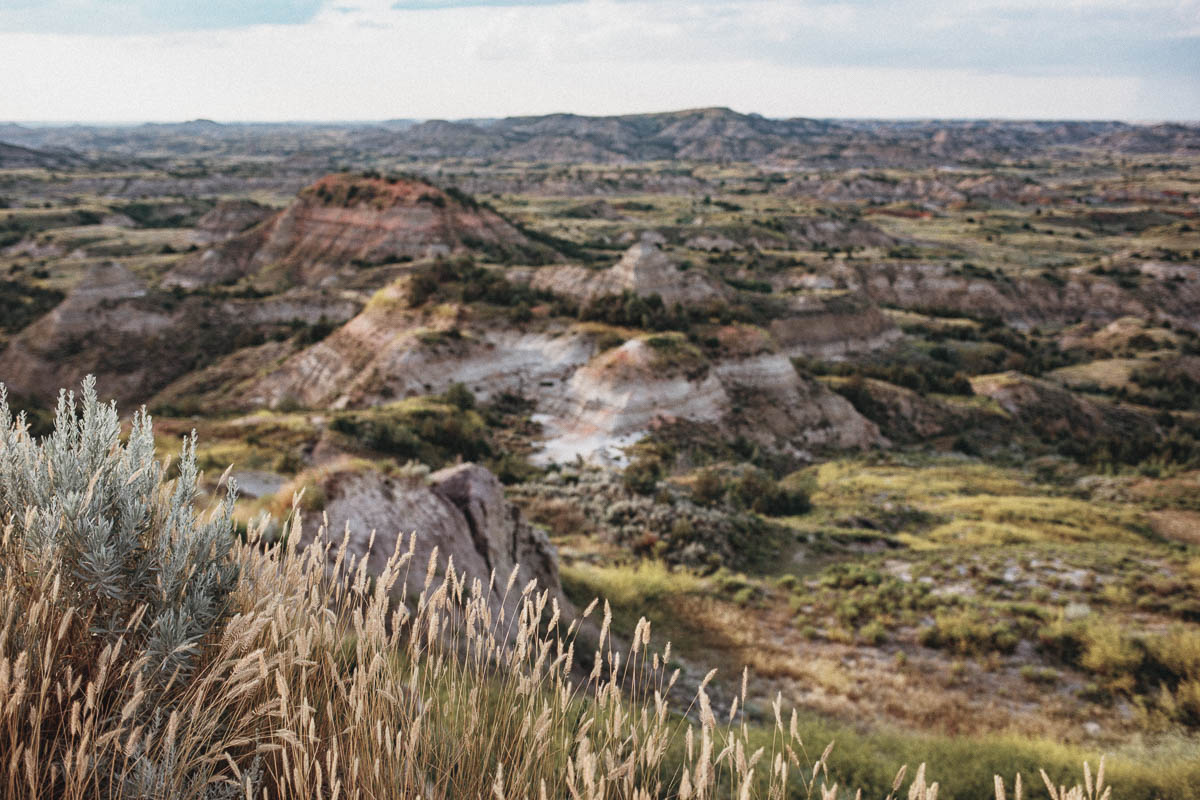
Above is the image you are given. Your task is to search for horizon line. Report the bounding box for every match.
[5,114,1198,127]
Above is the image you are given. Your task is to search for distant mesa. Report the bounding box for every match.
[163,173,558,291]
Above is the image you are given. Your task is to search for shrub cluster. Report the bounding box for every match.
[724,467,813,516]
[579,289,693,332]
[407,255,554,313]
[918,609,1021,656]
[0,279,64,333]
[1037,617,1200,725]
[1125,362,1200,411]
[789,563,944,645]
[799,356,974,397]
[329,397,493,467]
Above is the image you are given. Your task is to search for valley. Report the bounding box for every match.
[2,109,1199,797]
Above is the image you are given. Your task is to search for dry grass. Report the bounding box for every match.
[0,501,828,800]
[809,459,1149,548]
[0,504,1119,799]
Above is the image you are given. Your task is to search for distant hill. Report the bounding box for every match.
[0,140,85,169]
[163,172,560,290]
[357,108,1200,164]
[1,110,1197,166]
[357,107,847,162]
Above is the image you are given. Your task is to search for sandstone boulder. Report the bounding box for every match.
[300,462,567,622]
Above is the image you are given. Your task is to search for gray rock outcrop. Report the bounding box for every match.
[300,462,567,622]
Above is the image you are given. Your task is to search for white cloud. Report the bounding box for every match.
[0,0,1195,121]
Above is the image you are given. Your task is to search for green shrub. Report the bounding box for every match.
[0,376,240,795]
[1079,620,1143,692]
[330,399,492,467]
[858,620,888,645]
[442,381,476,411]
[690,467,725,506]
[0,280,64,333]
[729,467,812,516]
[919,609,1018,656]
[579,290,693,332]
[406,256,555,308]
[622,455,664,495]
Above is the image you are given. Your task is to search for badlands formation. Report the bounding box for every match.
[163,173,557,291]
[0,172,894,464]
[138,177,891,463]
[4,113,1200,788]
[4,169,1193,468]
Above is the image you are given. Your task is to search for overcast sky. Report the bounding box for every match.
[1,0,1197,122]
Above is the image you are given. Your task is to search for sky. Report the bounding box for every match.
[1,0,1197,122]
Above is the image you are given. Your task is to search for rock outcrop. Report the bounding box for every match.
[516,242,727,307]
[300,462,567,621]
[538,338,882,462]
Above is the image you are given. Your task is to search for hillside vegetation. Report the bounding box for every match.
[0,381,1189,799]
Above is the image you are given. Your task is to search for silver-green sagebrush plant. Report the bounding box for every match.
[0,375,238,681]
[0,376,241,798]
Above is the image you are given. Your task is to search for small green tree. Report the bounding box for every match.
[442,381,476,411]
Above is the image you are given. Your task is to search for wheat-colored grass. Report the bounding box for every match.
[0,499,1108,799]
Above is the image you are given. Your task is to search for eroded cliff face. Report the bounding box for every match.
[164,174,555,291]
[299,462,567,622]
[828,260,1200,331]
[0,260,359,406]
